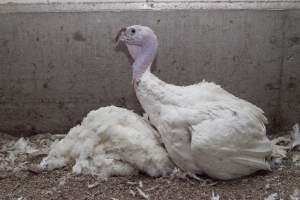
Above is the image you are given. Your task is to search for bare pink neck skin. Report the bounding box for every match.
[128,36,158,82]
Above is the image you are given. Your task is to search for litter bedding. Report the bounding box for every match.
[0,124,299,200]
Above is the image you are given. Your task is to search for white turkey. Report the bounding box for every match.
[40,106,174,178]
[116,25,273,180]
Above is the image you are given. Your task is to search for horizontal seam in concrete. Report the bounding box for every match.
[0,1,300,13]
[1,0,299,3]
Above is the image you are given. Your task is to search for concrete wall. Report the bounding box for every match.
[0,4,299,136]
[1,0,300,11]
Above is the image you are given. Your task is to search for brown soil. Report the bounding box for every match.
[1,132,299,200]
[0,164,299,200]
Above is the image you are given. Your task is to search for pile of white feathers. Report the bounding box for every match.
[40,106,174,178]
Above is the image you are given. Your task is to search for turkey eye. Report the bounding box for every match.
[131,29,136,34]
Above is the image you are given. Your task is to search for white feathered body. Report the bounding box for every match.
[40,106,174,177]
[135,70,272,180]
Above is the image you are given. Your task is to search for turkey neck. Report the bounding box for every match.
[131,37,157,82]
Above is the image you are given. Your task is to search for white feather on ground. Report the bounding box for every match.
[0,134,58,174]
[0,137,37,173]
[211,191,220,200]
[270,123,300,166]
[291,123,300,166]
[264,193,278,200]
[40,106,174,178]
[290,188,300,200]
[291,123,300,150]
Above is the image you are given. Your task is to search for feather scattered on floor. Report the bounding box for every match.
[136,187,150,200]
[291,124,300,149]
[292,123,300,165]
[0,133,60,175]
[290,188,300,200]
[211,191,220,200]
[264,193,278,200]
[271,123,300,166]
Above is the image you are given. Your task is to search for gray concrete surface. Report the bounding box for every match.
[0,9,299,136]
[1,0,300,12]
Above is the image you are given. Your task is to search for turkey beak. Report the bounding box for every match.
[115,27,127,43]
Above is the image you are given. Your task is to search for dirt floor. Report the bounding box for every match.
[0,163,299,200]
[0,132,299,200]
